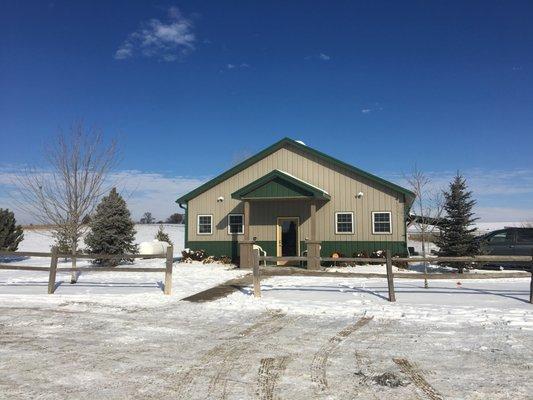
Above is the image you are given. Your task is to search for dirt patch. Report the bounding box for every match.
[180,275,252,302]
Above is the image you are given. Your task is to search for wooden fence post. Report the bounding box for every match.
[48,246,58,294]
[386,251,396,302]
[530,249,533,304]
[164,245,173,295]
[252,248,261,298]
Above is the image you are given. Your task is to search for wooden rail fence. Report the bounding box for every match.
[251,250,533,304]
[0,246,174,295]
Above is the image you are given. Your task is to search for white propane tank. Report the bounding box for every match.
[138,240,170,255]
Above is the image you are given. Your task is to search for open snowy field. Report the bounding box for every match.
[1,225,532,399]
[18,224,187,254]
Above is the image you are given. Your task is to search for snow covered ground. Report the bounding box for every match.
[1,224,532,398]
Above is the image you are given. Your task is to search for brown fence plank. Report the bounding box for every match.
[0,251,54,258]
[261,256,307,262]
[55,267,166,272]
[320,257,386,263]
[57,253,166,260]
[0,265,50,271]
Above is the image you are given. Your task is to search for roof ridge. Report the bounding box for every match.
[176,137,414,204]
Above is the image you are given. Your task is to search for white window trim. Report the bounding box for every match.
[335,212,355,235]
[227,213,244,235]
[197,214,213,235]
[372,211,392,235]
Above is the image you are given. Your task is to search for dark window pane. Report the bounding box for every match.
[198,215,212,233]
[228,214,243,234]
[489,231,511,243]
[517,229,533,243]
[336,213,353,233]
[374,213,391,233]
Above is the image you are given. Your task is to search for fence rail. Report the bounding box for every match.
[0,246,174,295]
[252,251,533,304]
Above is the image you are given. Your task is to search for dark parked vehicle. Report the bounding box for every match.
[477,228,533,270]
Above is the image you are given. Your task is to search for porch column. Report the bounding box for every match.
[244,200,250,240]
[310,201,316,241]
[239,200,254,268]
[306,201,321,270]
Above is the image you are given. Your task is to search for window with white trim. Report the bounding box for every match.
[197,215,212,235]
[372,212,392,234]
[335,212,354,234]
[227,214,244,234]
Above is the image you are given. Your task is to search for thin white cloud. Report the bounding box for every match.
[114,6,196,61]
[3,165,533,224]
[475,207,533,223]
[391,168,533,197]
[0,167,206,224]
[225,63,250,70]
[305,53,331,61]
[360,103,383,114]
[388,168,533,222]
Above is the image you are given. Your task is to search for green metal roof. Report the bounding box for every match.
[231,169,331,201]
[176,137,415,205]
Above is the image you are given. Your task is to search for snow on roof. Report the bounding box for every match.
[277,169,329,195]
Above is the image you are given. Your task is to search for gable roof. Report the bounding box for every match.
[176,137,415,204]
[231,169,331,201]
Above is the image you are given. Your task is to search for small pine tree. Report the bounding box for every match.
[85,188,137,265]
[0,209,24,251]
[155,224,173,246]
[436,174,478,273]
[52,228,72,254]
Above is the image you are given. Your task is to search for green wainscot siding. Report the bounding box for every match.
[185,240,408,262]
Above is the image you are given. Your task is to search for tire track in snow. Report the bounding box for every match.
[310,316,373,393]
[173,311,288,400]
[256,356,290,400]
[206,312,291,400]
[393,358,443,400]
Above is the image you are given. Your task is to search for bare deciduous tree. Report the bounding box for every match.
[406,166,444,287]
[14,122,117,283]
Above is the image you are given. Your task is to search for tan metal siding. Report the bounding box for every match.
[187,146,406,242]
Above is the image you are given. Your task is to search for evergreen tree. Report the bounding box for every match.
[155,224,173,246]
[52,228,73,254]
[0,209,24,251]
[85,188,137,265]
[436,174,478,273]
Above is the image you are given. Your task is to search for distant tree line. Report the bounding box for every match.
[139,212,184,224]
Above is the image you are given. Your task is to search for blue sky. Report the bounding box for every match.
[1,1,532,222]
